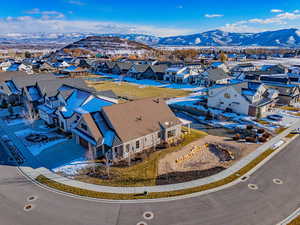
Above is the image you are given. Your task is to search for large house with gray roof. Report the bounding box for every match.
[72,98,182,160]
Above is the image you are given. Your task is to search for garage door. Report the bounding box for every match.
[79,137,89,149]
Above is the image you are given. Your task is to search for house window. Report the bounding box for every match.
[167,130,176,138]
[136,140,140,149]
[157,132,161,138]
[60,121,65,129]
[81,123,88,131]
[126,144,130,153]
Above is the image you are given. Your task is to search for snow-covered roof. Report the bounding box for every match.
[75,95,114,114]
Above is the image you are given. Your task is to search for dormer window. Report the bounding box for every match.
[81,124,88,131]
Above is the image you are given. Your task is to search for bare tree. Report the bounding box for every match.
[105,151,112,178]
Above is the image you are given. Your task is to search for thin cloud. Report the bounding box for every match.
[271,9,283,13]
[221,10,300,32]
[25,8,65,19]
[204,14,223,18]
[0,16,194,36]
[68,0,85,6]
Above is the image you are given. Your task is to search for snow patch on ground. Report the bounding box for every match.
[53,158,91,176]
[15,128,67,156]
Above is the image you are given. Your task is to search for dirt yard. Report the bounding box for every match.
[158,135,261,176]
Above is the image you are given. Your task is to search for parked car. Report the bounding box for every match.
[267,114,283,121]
[290,128,300,134]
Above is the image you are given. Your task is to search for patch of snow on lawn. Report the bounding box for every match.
[53,157,97,176]
[15,129,67,156]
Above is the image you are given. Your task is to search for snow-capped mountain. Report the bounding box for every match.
[157,29,300,47]
[0,28,300,47]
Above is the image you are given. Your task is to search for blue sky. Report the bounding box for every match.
[0,0,300,36]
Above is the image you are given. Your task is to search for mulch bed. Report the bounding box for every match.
[156,166,226,185]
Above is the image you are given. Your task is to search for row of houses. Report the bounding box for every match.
[0,57,92,77]
[0,72,183,161]
[206,77,300,117]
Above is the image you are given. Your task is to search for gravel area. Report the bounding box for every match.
[158,135,261,176]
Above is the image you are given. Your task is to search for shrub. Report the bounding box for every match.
[246,125,253,130]
[258,137,267,143]
[257,128,265,134]
[245,136,256,143]
[233,134,241,141]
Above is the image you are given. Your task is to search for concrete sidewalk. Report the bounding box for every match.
[18,119,300,194]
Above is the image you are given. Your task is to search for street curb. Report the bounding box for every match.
[17,130,299,203]
[19,120,300,194]
[277,208,300,225]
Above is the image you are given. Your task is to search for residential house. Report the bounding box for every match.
[164,67,190,83]
[127,64,149,78]
[260,64,287,74]
[231,63,256,74]
[0,72,28,105]
[211,62,229,73]
[111,62,132,75]
[39,62,56,73]
[96,61,115,73]
[56,87,117,133]
[72,98,182,160]
[263,82,300,106]
[37,79,90,126]
[18,62,33,74]
[0,61,12,71]
[205,68,231,86]
[60,66,89,77]
[207,81,279,117]
[141,64,168,80]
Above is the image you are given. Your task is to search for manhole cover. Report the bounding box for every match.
[26,196,38,202]
[248,184,258,190]
[143,211,154,220]
[273,178,283,184]
[240,176,249,182]
[24,204,35,212]
[136,221,148,225]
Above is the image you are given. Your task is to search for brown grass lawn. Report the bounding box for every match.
[37,148,275,200]
[76,128,207,187]
[87,81,191,100]
[281,106,300,112]
[288,215,300,225]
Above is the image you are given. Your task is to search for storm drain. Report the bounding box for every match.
[24,204,35,212]
[248,184,258,190]
[143,211,154,220]
[273,178,283,184]
[240,176,249,182]
[136,221,148,225]
[26,196,38,202]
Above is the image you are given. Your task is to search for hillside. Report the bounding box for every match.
[63,36,154,54]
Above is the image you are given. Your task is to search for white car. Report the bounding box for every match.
[272,140,285,150]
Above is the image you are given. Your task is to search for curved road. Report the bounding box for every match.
[0,137,300,225]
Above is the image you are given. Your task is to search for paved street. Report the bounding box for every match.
[0,136,299,225]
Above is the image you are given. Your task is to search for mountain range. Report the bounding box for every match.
[0,28,300,47]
